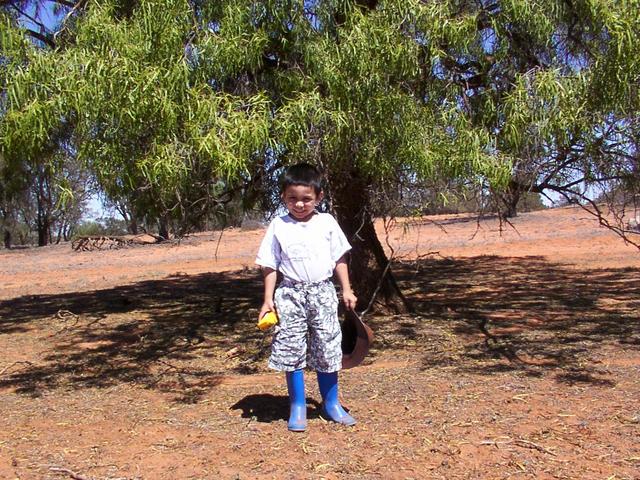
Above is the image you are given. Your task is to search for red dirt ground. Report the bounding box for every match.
[1,205,639,480]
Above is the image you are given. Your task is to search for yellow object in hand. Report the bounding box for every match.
[257,311,278,330]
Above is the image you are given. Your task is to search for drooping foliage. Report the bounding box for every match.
[1,1,515,234]
[1,0,639,306]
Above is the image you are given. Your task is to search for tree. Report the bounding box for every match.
[2,0,274,241]
[0,144,91,247]
[210,0,511,312]
[224,0,640,307]
[2,0,638,308]
[424,1,640,224]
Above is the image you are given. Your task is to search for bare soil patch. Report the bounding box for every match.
[1,206,639,479]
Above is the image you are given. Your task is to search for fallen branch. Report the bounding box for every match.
[480,437,557,456]
[71,234,162,252]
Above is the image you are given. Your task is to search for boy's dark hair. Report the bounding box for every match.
[281,163,323,194]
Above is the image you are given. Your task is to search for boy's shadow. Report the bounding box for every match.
[231,394,322,423]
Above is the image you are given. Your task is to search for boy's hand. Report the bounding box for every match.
[342,289,357,311]
[258,300,276,321]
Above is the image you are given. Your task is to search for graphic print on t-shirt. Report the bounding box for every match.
[285,242,311,261]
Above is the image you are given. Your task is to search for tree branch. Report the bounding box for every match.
[24,29,56,48]
[5,2,57,48]
[48,0,76,8]
[537,182,640,248]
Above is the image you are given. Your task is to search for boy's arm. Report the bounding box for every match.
[335,254,357,310]
[259,267,278,320]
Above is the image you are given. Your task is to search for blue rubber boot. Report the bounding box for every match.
[286,370,307,432]
[317,371,356,426]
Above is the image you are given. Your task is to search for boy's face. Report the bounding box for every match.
[282,184,323,222]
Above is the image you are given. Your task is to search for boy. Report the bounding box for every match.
[256,163,358,432]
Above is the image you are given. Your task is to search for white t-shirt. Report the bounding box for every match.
[255,212,351,283]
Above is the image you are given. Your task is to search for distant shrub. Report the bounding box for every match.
[72,217,128,238]
[517,192,547,213]
[73,221,106,237]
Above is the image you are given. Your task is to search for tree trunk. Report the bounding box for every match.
[3,229,11,249]
[63,224,72,241]
[129,216,139,235]
[158,216,169,240]
[502,197,519,218]
[35,167,52,246]
[37,214,50,246]
[55,222,64,244]
[36,194,51,246]
[115,202,139,234]
[328,168,410,314]
[499,184,521,219]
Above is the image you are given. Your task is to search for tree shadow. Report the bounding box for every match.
[1,255,639,399]
[420,213,500,226]
[0,269,266,401]
[388,255,640,386]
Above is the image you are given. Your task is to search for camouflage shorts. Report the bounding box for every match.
[269,279,342,373]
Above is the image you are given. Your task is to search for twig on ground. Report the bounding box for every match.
[0,360,34,376]
[50,309,81,336]
[55,309,79,320]
[515,439,557,456]
[49,466,93,480]
[480,438,512,449]
[479,436,555,456]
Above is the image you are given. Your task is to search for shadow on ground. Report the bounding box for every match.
[0,269,265,401]
[231,394,323,423]
[390,255,640,385]
[1,256,639,400]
